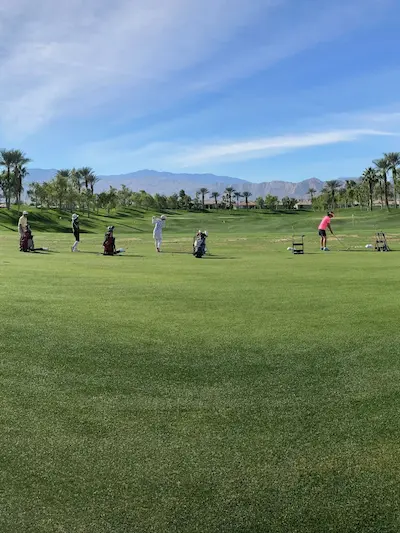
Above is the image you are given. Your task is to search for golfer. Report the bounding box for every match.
[18,210,29,250]
[71,213,80,252]
[152,215,166,252]
[318,211,334,251]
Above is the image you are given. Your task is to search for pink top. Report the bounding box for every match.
[318,216,331,230]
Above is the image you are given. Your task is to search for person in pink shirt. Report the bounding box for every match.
[318,211,334,251]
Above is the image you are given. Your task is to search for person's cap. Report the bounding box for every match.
[328,211,334,217]
[72,213,79,220]
[107,225,114,231]
[160,215,166,220]
[23,211,28,215]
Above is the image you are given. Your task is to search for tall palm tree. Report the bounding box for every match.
[210,192,219,208]
[233,191,242,206]
[78,167,97,216]
[198,187,209,209]
[242,191,252,209]
[224,187,235,209]
[362,167,378,211]
[307,187,316,203]
[88,174,99,195]
[345,179,357,208]
[70,168,82,194]
[384,152,400,208]
[373,157,390,210]
[11,150,31,212]
[0,149,16,209]
[323,180,341,209]
[78,167,96,192]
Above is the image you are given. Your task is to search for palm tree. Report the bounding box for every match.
[88,174,99,195]
[362,168,378,211]
[307,187,316,203]
[210,192,219,208]
[242,191,252,209]
[78,167,96,192]
[233,191,242,207]
[224,187,235,209]
[323,180,341,209]
[78,167,97,216]
[345,179,357,208]
[373,157,390,210]
[198,187,209,209]
[70,168,82,194]
[384,152,400,208]
[0,149,15,209]
[11,150,31,212]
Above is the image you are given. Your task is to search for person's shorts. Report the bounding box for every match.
[318,229,326,237]
[74,232,80,242]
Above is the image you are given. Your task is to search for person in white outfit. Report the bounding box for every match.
[18,210,29,251]
[152,215,166,252]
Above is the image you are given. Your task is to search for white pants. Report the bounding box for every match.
[72,241,79,251]
[153,233,162,249]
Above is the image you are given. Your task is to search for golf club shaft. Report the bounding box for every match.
[333,234,349,249]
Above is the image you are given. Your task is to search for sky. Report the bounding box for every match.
[0,0,400,182]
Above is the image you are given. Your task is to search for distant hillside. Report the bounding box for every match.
[25,168,351,199]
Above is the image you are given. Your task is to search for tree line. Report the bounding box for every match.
[2,149,399,214]
[307,152,400,211]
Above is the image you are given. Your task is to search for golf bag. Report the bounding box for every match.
[103,232,116,255]
[20,226,34,252]
[193,231,207,258]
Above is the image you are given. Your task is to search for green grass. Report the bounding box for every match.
[1,209,400,532]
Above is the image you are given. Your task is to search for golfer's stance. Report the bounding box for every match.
[318,211,334,251]
[71,214,80,252]
[18,210,28,250]
[152,215,166,252]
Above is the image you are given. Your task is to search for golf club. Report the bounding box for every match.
[333,233,350,251]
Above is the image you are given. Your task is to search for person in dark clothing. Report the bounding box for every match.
[71,214,80,252]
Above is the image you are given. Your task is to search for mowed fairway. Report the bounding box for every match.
[1,212,400,533]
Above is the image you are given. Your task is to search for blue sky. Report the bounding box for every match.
[1,0,400,182]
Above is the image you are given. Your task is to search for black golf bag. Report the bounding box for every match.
[20,226,34,252]
[193,231,207,258]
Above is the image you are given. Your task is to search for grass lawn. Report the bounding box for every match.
[1,208,400,532]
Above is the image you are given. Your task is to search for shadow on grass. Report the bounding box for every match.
[162,251,192,255]
[203,255,237,260]
[116,223,145,232]
[337,249,398,252]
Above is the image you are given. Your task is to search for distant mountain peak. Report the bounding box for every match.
[25,168,351,199]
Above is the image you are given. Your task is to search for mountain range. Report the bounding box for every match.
[25,168,345,199]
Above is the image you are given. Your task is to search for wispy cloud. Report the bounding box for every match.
[0,0,395,141]
[173,129,393,166]
[78,116,396,173]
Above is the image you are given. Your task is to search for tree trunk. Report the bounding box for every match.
[6,168,11,209]
[393,170,398,208]
[384,176,390,210]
